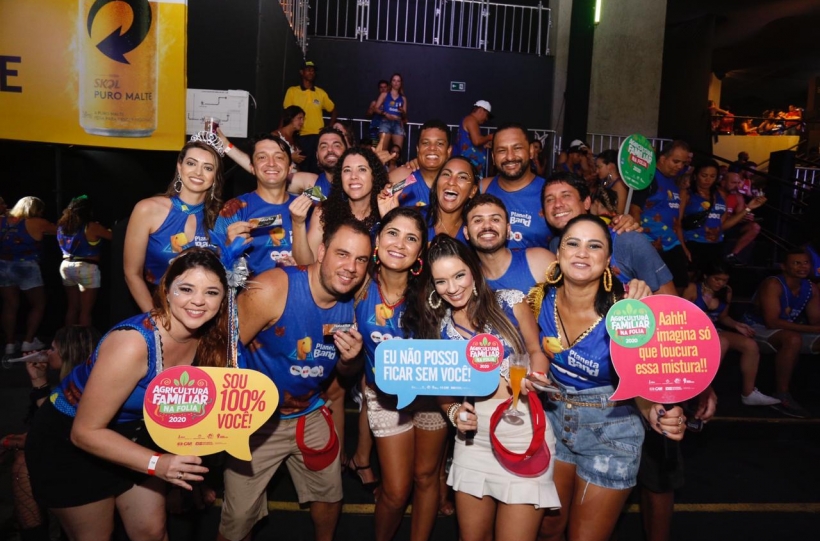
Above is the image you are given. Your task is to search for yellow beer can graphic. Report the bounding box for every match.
[79,0,157,137]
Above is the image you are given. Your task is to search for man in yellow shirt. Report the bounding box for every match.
[284,60,337,173]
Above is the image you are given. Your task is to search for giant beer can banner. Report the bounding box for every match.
[0,0,186,150]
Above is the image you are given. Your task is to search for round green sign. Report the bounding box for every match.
[605,299,656,348]
[618,134,656,191]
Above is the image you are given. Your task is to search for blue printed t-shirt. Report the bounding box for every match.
[397,171,431,208]
[483,175,552,250]
[632,171,681,252]
[213,191,299,276]
[237,266,354,418]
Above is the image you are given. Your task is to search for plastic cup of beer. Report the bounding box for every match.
[204,117,221,134]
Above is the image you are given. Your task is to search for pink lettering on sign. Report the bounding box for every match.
[610,295,720,403]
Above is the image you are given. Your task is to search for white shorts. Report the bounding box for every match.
[748,324,820,355]
[59,260,101,291]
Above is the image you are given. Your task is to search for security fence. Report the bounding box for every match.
[309,0,551,56]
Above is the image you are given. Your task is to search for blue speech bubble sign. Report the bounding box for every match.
[375,339,501,408]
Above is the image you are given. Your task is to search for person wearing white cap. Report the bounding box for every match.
[558,139,594,182]
[453,100,494,172]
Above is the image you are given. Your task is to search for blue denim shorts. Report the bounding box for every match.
[0,260,44,290]
[379,119,406,136]
[544,383,644,490]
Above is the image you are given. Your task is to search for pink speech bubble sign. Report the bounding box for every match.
[609,295,720,403]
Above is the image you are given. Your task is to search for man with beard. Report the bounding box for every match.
[219,127,347,199]
[462,193,555,293]
[479,123,553,249]
[388,119,452,207]
[629,140,691,294]
[217,219,370,541]
[213,135,301,275]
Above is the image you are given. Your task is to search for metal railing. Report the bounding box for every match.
[586,133,673,155]
[309,0,551,56]
[280,0,310,54]
[793,166,820,213]
[330,117,560,176]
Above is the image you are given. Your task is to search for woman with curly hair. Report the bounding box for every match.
[56,196,112,327]
[26,247,230,541]
[290,146,389,265]
[124,139,224,312]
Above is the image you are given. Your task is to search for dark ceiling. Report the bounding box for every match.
[666,0,820,115]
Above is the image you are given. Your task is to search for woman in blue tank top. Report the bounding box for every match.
[124,138,225,312]
[353,207,449,541]
[1,196,57,357]
[56,196,112,327]
[374,73,408,153]
[536,215,687,541]
[423,157,478,245]
[683,261,779,407]
[26,247,230,541]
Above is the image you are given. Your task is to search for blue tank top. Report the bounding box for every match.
[683,191,726,244]
[746,275,813,325]
[213,191,299,276]
[383,93,405,116]
[538,287,612,389]
[483,175,552,250]
[421,207,467,244]
[57,226,102,259]
[315,172,332,199]
[454,118,486,170]
[237,266,354,418]
[693,283,726,323]
[639,171,681,251]
[0,218,41,262]
[51,314,160,423]
[356,277,407,386]
[398,171,430,207]
[143,197,209,284]
[485,249,537,293]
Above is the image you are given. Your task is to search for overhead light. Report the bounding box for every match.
[595,0,602,24]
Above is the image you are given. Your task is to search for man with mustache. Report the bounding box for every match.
[479,122,553,250]
[218,219,370,541]
[462,193,555,293]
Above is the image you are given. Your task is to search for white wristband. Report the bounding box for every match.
[147,453,161,476]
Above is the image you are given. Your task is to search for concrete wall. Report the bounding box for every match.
[306,38,555,130]
[550,0,574,137]
[587,0,667,138]
[712,135,801,167]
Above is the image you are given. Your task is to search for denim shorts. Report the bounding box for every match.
[0,260,44,290]
[544,383,645,490]
[379,119,406,136]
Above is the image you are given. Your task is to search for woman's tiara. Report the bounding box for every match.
[189,131,225,157]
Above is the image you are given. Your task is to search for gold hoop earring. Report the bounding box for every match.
[544,261,563,285]
[603,266,613,292]
[428,290,442,310]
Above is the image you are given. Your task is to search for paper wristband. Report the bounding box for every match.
[147,453,161,476]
